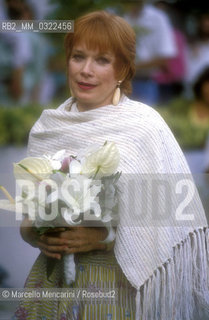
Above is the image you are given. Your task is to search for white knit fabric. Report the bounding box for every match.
[28,95,209,319]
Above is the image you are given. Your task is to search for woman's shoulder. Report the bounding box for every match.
[123,96,181,150]
[123,96,169,128]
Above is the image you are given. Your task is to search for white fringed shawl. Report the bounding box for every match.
[28,95,209,319]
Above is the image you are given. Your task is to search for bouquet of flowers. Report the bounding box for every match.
[0,141,121,285]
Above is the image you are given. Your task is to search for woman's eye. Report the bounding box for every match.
[72,54,84,61]
[97,57,110,64]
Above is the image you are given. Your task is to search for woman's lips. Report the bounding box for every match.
[77,82,97,90]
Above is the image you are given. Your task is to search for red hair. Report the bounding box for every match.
[65,11,136,95]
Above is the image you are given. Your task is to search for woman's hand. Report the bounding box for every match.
[36,229,71,260]
[20,217,108,259]
[36,227,108,258]
[59,226,108,254]
[20,217,70,260]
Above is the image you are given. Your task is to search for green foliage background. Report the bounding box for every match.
[158,98,209,150]
[0,104,51,146]
[1,1,208,148]
[0,100,208,149]
[48,0,121,19]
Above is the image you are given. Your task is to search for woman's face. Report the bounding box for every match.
[68,42,118,111]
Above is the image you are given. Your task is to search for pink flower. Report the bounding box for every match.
[60,156,72,173]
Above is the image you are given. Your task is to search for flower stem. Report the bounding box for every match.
[93,165,101,179]
[18,163,42,181]
[0,186,15,204]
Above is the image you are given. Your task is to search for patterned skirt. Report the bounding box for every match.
[13,249,136,320]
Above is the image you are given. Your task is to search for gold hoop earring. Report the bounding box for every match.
[112,81,122,106]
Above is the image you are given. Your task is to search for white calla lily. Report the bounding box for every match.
[13,157,53,181]
[1,143,121,287]
[44,150,67,170]
[61,175,101,216]
[81,141,120,178]
[52,150,67,160]
[0,199,15,212]
[70,159,82,175]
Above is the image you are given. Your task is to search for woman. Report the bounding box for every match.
[16,11,209,320]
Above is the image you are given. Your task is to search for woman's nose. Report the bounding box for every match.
[80,58,93,76]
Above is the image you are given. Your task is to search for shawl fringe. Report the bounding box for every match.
[135,227,209,320]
